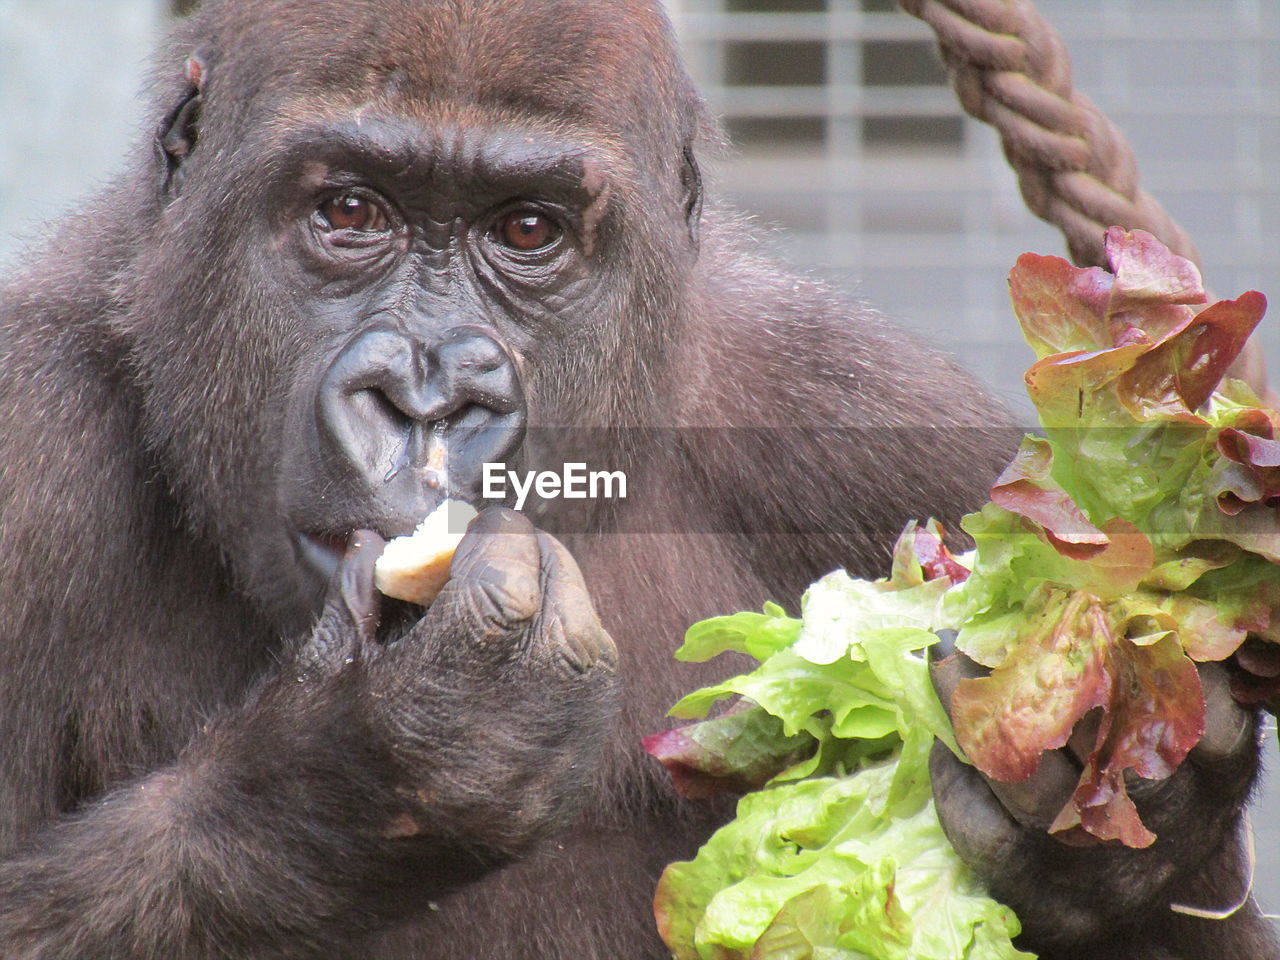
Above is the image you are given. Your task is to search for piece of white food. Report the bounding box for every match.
[373,499,479,605]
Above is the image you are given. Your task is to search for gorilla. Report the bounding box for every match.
[0,1,1272,958]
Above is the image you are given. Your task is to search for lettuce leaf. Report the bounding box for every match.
[649,535,1028,959]
[944,230,1280,845]
[657,766,1030,960]
[648,230,1280,960]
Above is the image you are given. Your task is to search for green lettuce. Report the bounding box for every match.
[646,527,1030,960]
[657,765,1028,960]
[647,231,1280,959]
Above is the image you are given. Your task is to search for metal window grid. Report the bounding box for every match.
[668,0,1280,413]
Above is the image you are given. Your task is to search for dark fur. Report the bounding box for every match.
[0,1,1271,957]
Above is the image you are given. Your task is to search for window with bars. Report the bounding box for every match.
[666,0,1280,417]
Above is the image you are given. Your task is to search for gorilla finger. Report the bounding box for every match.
[303,530,385,665]
[431,506,542,632]
[1193,661,1252,762]
[929,740,1024,876]
[928,641,989,714]
[985,749,1081,831]
[453,503,530,552]
[929,631,1081,828]
[339,530,385,640]
[931,628,959,661]
[532,531,618,674]
[1064,707,1102,766]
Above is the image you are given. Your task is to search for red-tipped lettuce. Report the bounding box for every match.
[648,229,1280,960]
[947,230,1278,845]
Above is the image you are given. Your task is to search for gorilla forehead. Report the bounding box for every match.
[190,0,697,166]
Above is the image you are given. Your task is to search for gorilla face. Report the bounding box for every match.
[117,1,701,630]
[270,122,613,596]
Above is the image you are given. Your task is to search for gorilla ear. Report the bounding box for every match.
[156,54,207,196]
[681,144,703,248]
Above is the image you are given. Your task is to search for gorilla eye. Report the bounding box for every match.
[318,193,389,233]
[497,210,561,252]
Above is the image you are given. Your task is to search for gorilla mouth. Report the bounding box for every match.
[289,494,465,620]
[294,529,424,645]
[294,511,446,588]
[297,531,349,586]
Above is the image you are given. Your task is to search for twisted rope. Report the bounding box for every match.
[897,0,1196,268]
[899,0,1270,391]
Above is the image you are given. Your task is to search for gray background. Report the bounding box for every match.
[0,0,1276,923]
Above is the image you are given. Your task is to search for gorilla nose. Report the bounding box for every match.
[315,324,525,512]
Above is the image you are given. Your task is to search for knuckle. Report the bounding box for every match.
[1192,664,1255,762]
[453,517,538,576]
[445,551,541,631]
[532,536,611,660]
[539,612,617,676]
[474,565,540,626]
[534,597,616,676]
[535,531,587,589]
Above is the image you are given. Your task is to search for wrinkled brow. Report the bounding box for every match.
[267,114,619,202]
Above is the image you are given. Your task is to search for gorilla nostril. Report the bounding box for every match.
[465,342,506,373]
[344,386,415,481]
[353,386,416,439]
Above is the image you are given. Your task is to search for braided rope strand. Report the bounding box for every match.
[898,0,1199,268]
[898,0,1272,393]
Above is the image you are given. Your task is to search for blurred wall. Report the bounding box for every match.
[671,0,1280,417]
[0,0,163,265]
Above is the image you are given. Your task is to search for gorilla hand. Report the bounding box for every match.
[0,508,618,959]
[298,506,620,859]
[927,635,1273,960]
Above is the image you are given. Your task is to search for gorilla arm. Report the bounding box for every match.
[930,645,1278,960]
[0,514,618,959]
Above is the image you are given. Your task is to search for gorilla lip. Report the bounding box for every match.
[297,532,349,584]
